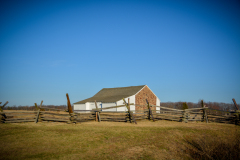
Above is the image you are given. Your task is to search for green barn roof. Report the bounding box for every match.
[74,85,146,104]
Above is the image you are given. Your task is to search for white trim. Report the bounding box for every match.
[134,85,147,96]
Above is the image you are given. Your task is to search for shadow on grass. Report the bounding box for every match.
[184,130,240,160]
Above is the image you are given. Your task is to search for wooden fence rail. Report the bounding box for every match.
[1,101,239,125]
[0,111,37,123]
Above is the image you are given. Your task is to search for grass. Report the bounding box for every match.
[0,120,239,160]
[184,129,240,160]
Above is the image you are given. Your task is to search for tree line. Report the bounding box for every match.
[161,101,239,111]
[3,101,239,111]
[4,105,68,111]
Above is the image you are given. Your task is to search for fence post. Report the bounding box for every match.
[0,102,2,112]
[95,110,98,121]
[95,100,101,122]
[201,100,204,122]
[185,110,188,123]
[123,98,131,122]
[182,109,188,123]
[201,100,208,123]
[0,102,7,123]
[204,108,208,123]
[182,110,184,122]
[123,98,137,124]
[146,99,155,122]
[0,112,6,123]
[232,98,239,110]
[66,93,73,114]
[66,93,75,123]
[95,101,98,122]
[35,100,43,123]
[235,110,240,125]
[35,103,38,110]
[147,101,150,120]
[232,99,239,125]
[35,109,40,123]
[0,101,8,112]
[128,98,132,123]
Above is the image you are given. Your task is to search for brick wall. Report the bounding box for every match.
[135,86,156,112]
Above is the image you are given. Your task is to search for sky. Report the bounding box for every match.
[0,0,240,106]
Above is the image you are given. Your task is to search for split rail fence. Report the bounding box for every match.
[1,97,239,125]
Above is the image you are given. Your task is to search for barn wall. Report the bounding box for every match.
[87,102,94,110]
[85,102,90,110]
[156,97,160,113]
[73,104,86,112]
[95,102,102,109]
[87,102,101,110]
[116,95,135,112]
[102,103,117,111]
[73,102,102,112]
[135,86,156,112]
[156,97,160,106]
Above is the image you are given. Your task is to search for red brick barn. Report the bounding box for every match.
[73,85,160,112]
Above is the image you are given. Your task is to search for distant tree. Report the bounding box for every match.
[182,102,188,110]
[7,106,12,110]
[161,101,239,111]
[187,102,194,109]
[175,102,183,109]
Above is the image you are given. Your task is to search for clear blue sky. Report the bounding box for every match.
[0,0,240,106]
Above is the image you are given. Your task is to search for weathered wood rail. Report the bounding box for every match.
[0,110,71,123]
[70,111,128,123]
[1,97,239,125]
[1,107,239,125]
[1,111,37,123]
[205,108,239,124]
[39,111,70,123]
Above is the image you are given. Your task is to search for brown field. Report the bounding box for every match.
[0,120,239,160]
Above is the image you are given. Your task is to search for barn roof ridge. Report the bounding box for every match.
[101,85,146,89]
[74,85,146,104]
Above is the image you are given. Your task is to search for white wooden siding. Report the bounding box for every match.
[101,103,117,111]
[74,104,86,111]
[156,97,160,113]
[116,95,135,112]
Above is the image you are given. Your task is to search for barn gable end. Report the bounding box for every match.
[135,85,157,111]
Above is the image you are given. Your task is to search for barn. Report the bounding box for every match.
[73,85,160,112]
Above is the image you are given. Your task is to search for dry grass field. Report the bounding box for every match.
[0,120,239,160]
